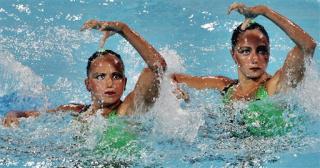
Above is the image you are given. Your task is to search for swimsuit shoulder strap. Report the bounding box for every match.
[108,109,117,117]
[255,85,268,100]
[255,76,271,100]
[222,78,270,103]
[222,80,238,104]
[80,104,91,113]
[222,80,238,95]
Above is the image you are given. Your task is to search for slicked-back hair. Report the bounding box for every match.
[231,22,269,51]
[86,50,125,77]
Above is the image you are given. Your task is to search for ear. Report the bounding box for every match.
[123,77,127,91]
[84,78,91,92]
[230,49,238,64]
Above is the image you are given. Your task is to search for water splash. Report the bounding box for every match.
[295,60,320,118]
[0,50,44,97]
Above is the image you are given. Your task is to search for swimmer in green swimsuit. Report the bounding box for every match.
[3,21,167,148]
[223,81,294,137]
[171,3,316,136]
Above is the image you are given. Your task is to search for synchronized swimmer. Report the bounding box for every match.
[3,20,167,126]
[2,3,316,137]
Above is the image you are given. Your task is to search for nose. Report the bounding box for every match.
[105,76,113,88]
[250,53,259,64]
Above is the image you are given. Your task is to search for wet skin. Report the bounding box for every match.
[85,54,127,108]
[232,29,270,80]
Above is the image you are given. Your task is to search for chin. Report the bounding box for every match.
[247,73,263,80]
[245,69,265,79]
[98,97,120,105]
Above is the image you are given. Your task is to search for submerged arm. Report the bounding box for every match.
[2,111,40,127]
[2,104,85,127]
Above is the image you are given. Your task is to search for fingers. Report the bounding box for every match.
[241,18,252,30]
[228,2,245,15]
[2,117,19,127]
[80,19,101,31]
[99,31,115,48]
[174,88,190,102]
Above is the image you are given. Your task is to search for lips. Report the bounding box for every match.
[249,67,261,71]
[104,91,116,96]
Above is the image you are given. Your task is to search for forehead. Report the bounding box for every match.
[237,29,269,46]
[89,55,123,74]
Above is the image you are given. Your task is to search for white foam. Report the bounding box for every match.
[0,50,44,96]
[151,47,204,142]
[201,22,218,32]
[13,4,31,15]
[295,60,320,118]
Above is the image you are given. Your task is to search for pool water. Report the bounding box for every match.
[0,0,319,167]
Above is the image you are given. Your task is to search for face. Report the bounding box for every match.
[232,29,270,79]
[85,54,126,107]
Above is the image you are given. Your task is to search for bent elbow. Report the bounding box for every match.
[153,59,167,73]
[304,39,317,55]
[160,59,167,72]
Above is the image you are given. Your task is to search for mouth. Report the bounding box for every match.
[104,91,116,96]
[249,67,261,71]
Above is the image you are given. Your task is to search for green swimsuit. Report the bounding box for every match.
[95,110,138,154]
[75,107,139,156]
[223,83,292,137]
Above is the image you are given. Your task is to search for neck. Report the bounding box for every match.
[234,71,270,99]
[91,100,122,117]
[238,71,270,90]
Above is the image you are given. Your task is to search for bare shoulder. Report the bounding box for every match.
[118,92,135,116]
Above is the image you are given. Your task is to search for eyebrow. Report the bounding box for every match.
[237,46,251,50]
[91,72,105,76]
[257,45,269,49]
[91,71,124,77]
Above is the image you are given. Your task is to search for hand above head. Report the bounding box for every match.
[81,20,126,48]
[81,20,126,32]
[99,31,116,48]
[228,3,266,30]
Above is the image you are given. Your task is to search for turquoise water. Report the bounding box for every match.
[0,0,319,167]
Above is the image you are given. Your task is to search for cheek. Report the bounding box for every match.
[237,57,249,67]
[90,80,105,92]
[260,56,269,66]
[114,80,126,91]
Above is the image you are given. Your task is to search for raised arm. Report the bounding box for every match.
[229,3,316,93]
[81,20,167,114]
[81,20,166,72]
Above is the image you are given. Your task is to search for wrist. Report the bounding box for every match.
[118,22,129,33]
[7,111,20,118]
[257,5,269,16]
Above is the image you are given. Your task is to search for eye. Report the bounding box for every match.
[95,74,105,80]
[257,46,269,56]
[112,72,124,80]
[238,48,251,56]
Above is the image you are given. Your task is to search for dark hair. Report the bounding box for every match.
[86,49,125,77]
[231,22,269,50]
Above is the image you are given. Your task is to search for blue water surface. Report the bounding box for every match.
[0,0,319,167]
